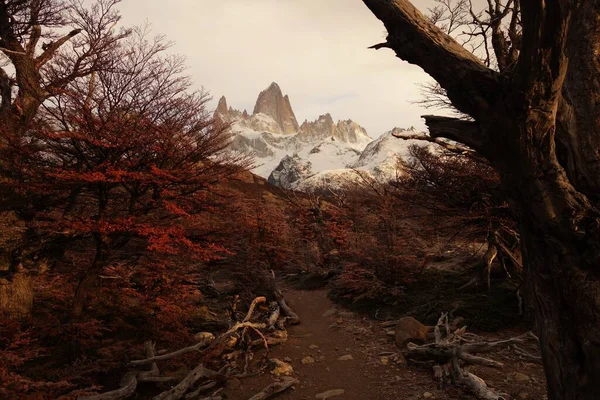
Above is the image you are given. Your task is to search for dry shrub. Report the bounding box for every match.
[0,212,32,318]
[0,274,33,319]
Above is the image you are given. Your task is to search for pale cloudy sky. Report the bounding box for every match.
[116,1,444,136]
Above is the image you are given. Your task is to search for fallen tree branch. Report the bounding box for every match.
[184,366,230,400]
[131,333,215,366]
[249,326,270,355]
[434,312,448,343]
[200,322,266,362]
[247,377,299,400]
[400,313,535,400]
[462,336,526,353]
[79,341,163,400]
[512,344,543,363]
[226,321,266,335]
[405,338,518,367]
[274,289,300,325]
[266,302,281,330]
[153,364,223,400]
[184,382,218,400]
[250,333,288,347]
[459,370,508,400]
[78,372,138,400]
[243,297,267,322]
[267,271,300,325]
[81,294,291,400]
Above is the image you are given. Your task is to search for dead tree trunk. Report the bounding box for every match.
[360,1,600,399]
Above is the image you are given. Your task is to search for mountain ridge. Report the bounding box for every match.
[215,83,431,191]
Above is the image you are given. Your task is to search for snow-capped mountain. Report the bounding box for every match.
[215,82,431,191]
[292,128,434,191]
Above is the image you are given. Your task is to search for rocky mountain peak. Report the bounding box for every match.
[217,96,228,112]
[336,119,372,145]
[267,154,312,189]
[213,96,230,123]
[299,114,371,149]
[253,82,300,134]
[268,81,282,92]
[299,113,336,140]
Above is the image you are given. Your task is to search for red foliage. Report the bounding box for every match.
[0,28,249,397]
[3,28,248,317]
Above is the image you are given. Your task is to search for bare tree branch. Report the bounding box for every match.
[421,115,486,154]
[363,0,501,119]
[35,28,81,67]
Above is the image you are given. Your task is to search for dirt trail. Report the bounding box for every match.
[223,287,452,400]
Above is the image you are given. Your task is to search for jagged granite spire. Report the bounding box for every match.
[253,82,300,134]
[216,96,228,115]
[299,113,372,148]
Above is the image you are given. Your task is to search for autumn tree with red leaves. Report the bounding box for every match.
[2,26,250,317]
[0,0,131,318]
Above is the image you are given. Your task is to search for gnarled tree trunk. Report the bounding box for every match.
[495,109,600,400]
[520,222,600,399]
[360,1,600,398]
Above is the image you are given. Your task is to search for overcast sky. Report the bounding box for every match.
[116,1,445,136]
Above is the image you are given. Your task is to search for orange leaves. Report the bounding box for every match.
[163,200,190,216]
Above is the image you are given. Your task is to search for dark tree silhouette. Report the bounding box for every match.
[361,1,600,399]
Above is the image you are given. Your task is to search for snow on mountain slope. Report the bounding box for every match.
[350,127,436,179]
[267,137,362,189]
[299,138,362,172]
[215,83,434,191]
[298,113,372,151]
[294,169,365,192]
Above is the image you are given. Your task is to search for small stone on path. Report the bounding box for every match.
[270,358,294,376]
[423,392,434,398]
[301,356,316,364]
[337,354,353,361]
[510,372,531,382]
